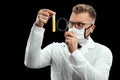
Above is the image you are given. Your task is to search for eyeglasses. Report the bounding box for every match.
[68,21,93,29]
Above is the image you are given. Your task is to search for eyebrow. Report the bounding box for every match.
[69,21,84,23]
[69,21,85,25]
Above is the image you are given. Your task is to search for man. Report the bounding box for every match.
[24,4,113,80]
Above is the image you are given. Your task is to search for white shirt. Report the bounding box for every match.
[24,25,113,80]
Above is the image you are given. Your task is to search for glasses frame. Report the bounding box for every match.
[68,21,93,30]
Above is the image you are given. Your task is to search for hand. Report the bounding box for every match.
[64,31,78,53]
[35,9,56,27]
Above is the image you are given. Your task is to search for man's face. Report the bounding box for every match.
[69,12,95,38]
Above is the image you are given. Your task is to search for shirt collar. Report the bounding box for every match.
[82,36,95,49]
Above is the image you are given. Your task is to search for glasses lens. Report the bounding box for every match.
[76,23,84,29]
[68,21,92,29]
[68,21,73,28]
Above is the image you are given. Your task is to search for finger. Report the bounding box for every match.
[64,32,72,38]
[45,9,56,17]
[70,31,76,35]
[39,18,48,24]
[65,31,75,37]
[65,39,71,45]
[39,14,49,20]
[40,9,56,17]
[64,32,67,38]
[39,11,49,17]
[38,13,49,24]
[66,36,72,40]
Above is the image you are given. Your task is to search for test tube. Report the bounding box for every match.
[52,15,56,32]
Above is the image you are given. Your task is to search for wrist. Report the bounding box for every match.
[70,48,77,54]
[34,21,44,27]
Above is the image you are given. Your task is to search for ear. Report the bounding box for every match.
[90,25,96,33]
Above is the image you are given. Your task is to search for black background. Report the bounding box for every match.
[2,0,119,80]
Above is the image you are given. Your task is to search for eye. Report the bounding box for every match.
[71,22,75,25]
[69,21,75,26]
[77,22,84,27]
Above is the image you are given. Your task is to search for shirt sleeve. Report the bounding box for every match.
[24,24,53,68]
[69,48,113,80]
